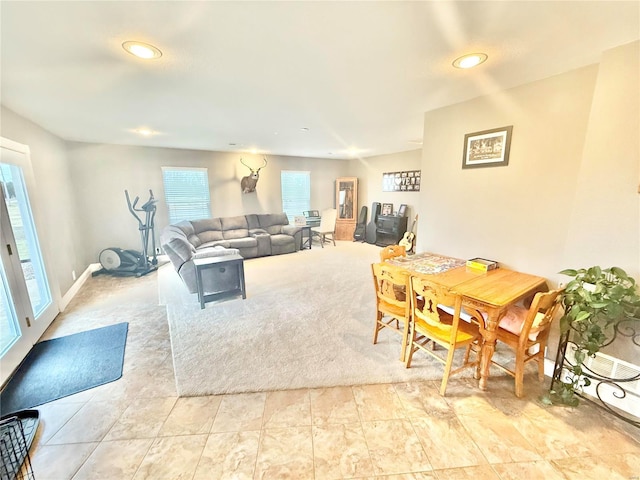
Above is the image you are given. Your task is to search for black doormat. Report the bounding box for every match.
[0,323,128,416]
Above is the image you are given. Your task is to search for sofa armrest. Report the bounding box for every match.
[282,225,301,236]
[162,235,196,270]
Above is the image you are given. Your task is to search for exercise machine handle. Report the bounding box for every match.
[125,190,143,224]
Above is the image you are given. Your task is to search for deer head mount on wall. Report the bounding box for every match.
[240,157,267,193]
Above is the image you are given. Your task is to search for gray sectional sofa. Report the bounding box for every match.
[160,213,302,293]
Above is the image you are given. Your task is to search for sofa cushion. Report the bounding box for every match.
[191,218,222,233]
[191,218,223,244]
[258,213,288,235]
[221,216,249,239]
[246,214,260,230]
[199,240,231,249]
[271,234,296,255]
[270,233,295,247]
[174,220,202,248]
[226,237,259,249]
[198,230,225,243]
[259,213,289,228]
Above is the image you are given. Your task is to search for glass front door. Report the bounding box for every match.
[0,182,36,381]
[0,163,52,317]
[0,264,20,355]
[0,139,58,383]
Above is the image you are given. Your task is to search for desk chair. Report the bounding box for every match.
[406,275,482,396]
[371,263,411,361]
[311,208,337,247]
[491,288,564,397]
[380,244,407,262]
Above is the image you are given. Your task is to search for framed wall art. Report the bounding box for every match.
[382,170,421,192]
[397,204,407,217]
[462,125,513,169]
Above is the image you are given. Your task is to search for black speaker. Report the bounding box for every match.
[365,202,381,244]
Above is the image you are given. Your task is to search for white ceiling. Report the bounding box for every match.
[1,1,638,160]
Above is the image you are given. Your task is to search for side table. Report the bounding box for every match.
[193,254,246,309]
[300,226,312,250]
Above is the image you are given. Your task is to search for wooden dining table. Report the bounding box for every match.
[387,252,548,390]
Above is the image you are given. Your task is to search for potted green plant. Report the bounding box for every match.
[545,266,640,406]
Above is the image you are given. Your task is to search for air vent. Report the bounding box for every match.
[562,349,640,418]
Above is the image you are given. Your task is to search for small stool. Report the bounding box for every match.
[193,254,246,309]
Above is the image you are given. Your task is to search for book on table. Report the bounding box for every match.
[466,258,498,272]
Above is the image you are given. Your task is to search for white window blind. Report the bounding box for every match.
[281,171,310,222]
[162,167,211,224]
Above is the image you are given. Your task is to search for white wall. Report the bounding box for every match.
[421,42,639,284]
[2,40,637,311]
[349,149,421,227]
[420,41,639,364]
[561,41,639,362]
[562,41,639,278]
[420,65,599,280]
[65,142,349,266]
[1,106,83,297]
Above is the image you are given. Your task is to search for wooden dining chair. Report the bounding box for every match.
[406,275,483,396]
[491,288,564,397]
[380,244,407,262]
[371,262,411,361]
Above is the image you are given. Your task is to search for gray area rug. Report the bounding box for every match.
[159,242,509,396]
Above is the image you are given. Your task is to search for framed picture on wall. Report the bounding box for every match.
[381,203,393,216]
[462,125,513,169]
[382,170,421,191]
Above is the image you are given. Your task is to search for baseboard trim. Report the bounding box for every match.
[59,263,101,312]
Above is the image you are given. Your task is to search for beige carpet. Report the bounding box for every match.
[159,241,506,396]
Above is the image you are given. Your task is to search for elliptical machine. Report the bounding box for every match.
[95,190,158,278]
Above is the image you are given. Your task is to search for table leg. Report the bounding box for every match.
[238,260,246,299]
[196,268,205,309]
[479,313,501,390]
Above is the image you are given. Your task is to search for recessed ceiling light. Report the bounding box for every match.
[133,127,156,136]
[122,41,163,60]
[300,127,310,132]
[452,53,488,69]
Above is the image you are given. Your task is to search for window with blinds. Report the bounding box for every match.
[162,167,211,224]
[281,171,311,222]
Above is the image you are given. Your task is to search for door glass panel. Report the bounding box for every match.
[0,165,52,317]
[0,255,21,356]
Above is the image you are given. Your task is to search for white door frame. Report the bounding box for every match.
[0,137,59,383]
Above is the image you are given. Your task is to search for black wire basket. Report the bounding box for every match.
[0,411,38,480]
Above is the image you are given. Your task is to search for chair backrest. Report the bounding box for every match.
[380,244,407,262]
[371,262,410,311]
[318,208,337,232]
[518,288,564,346]
[409,275,463,345]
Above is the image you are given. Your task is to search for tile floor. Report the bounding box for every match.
[23,272,640,479]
